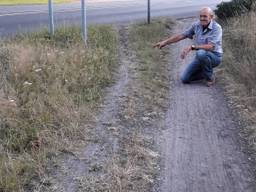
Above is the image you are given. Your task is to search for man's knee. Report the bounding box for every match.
[196,49,207,60]
[180,75,190,84]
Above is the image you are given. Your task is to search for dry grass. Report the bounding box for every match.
[218,11,256,152]
[107,19,172,191]
[75,18,173,192]
[0,19,173,191]
[129,18,173,111]
[108,19,173,192]
[0,25,118,192]
[77,134,159,192]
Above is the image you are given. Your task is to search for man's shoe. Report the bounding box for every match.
[206,76,216,87]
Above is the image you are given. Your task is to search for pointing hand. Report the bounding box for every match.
[153,41,166,49]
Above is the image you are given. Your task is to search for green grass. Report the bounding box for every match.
[0,0,72,5]
[0,25,118,192]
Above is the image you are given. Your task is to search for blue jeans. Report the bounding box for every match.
[181,50,222,83]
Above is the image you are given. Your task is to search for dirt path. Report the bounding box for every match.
[158,19,256,192]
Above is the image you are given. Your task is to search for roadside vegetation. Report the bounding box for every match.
[76,19,173,192]
[0,0,72,5]
[0,25,118,192]
[215,0,255,19]
[216,1,256,154]
[0,15,174,191]
[108,18,172,191]
[128,19,172,112]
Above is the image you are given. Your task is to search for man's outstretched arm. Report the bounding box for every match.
[191,44,214,51]
[154,34,186,49]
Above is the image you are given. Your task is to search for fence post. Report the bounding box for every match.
[48,0,54,35]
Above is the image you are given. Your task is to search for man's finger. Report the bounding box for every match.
[154,44,163,49]
[153,43,159,48]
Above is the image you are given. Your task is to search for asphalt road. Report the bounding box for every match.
[0,1,225,36]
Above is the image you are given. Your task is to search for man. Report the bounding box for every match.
[154,7,223,86]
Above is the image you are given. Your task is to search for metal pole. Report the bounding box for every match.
[147,0,151,24]
[81,0,87,45]
[48,0,54,35]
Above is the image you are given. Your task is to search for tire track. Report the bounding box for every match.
[35,25,136,192]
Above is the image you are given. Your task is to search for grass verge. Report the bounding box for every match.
[0,25,118,192]
[108,19,172,191]
[129,18,172,111]
[217,11,256,155]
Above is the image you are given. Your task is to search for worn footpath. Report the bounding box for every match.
[157,18,256,192]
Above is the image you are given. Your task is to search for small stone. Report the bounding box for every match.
[35,68,42,72]
[102,122,112,126]
[142,117,150,121]
[108,126,118,132]
[23,81,32,86]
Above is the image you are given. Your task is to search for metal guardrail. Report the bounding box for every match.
[46,0,151,45]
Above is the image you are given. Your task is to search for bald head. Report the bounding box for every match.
[200,7,214,17]
[199,7,214,27]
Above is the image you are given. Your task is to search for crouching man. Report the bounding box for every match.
[154,7,223,86]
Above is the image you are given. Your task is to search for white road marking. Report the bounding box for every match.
[0,9,81,17]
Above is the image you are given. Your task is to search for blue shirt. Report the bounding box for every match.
[182,20,223,56]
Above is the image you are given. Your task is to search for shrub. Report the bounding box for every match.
[215,0,255,19]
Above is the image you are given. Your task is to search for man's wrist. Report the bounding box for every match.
[191,45,198,50]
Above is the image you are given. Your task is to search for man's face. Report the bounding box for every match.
[200,10,212,27]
